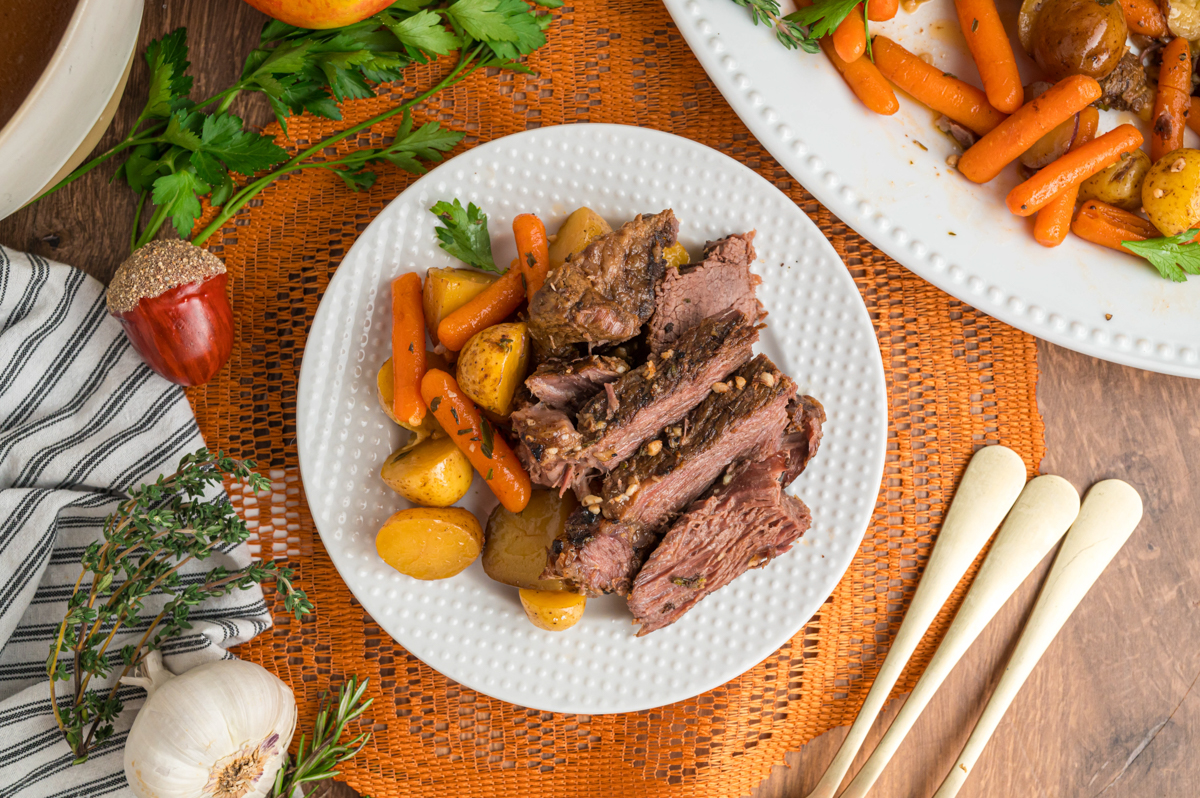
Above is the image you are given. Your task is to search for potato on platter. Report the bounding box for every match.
[423,267,498,341]
[375,507,483,580]
[519,588,586,631]
[1143,148,1200,236]
[483,490,577,591]
[1080,150,1151,212]
[380,436,473,507]
[548,207,612,268]
[456,322,530,418]
[377,353,446,451]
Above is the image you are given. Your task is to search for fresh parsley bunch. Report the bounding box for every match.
[1123,229,1200,282]
[47,449,313,762]
[36,0,558,251]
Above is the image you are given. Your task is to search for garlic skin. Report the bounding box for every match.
[122,652,297,798]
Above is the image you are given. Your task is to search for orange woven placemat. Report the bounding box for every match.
[185,2,1045,795]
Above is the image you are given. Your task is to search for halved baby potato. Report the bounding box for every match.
[456,322,530,418]
[377,353,447,451]
[519,588,586,631]
[376,507,483,580]
[549,207,612,268]
[380,436,473,508]
[483,489,577,591]
[423,267,498,341]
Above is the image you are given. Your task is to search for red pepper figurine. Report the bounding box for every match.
[107,240,234,387]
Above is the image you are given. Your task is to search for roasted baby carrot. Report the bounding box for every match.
[1072,200,1164,252]
[820,37,899,116]
[873,36,1007,135]
[1033,107,1099,247]
[1152,36,1191,162]
[867,0,899,21]
[954,0,1023,113]
[958,75,1102,183]
[832,5,867,63]
[1008,124,1143,216]
[437,262,525,352]
[513,213,550,300]
[1118,0,1167,37]
[420,368,531,513]
[390,273,426,427]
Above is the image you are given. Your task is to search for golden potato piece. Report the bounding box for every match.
[483,490,577,591]
[377,355,447,452]
[519,589,586,631]
[1143,148,1200,236]
[456,322,530,418]
[548,207,612,269]
[381,436,473,508]
[376,507,483,580]
[1080,150,1151,212]
[662,242,689,269]
[423,267,498,341]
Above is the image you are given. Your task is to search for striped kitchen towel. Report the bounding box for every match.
[0,248,272,798]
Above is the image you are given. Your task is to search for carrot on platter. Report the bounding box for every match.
[1072,200,1165,252]
[1033,107,1099,247]
[832,5,866,62]
[513,213,550,300]
[868,0,899,22]
[1118,0,1167,37]
[1008,124,1143,217]
[958,74,1102,184]
[873,36,1006,135]
[436,262,525,352]
[1152,36,1191,162]
[954,0,1023,113]
[820,37,899,116]
[390,273,426,427]
[421,369,531,513]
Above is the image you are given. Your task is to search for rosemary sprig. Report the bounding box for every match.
[46,449,314,763]
[270,677,375,798]
[729,0,870,56]
[730,0,818,52]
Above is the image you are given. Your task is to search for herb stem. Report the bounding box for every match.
[32,127,165,205]
[134,201,171,252]
[130,192,148,252]
[191,45,486,246]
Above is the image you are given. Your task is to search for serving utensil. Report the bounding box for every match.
[836,475,1081,798]
[930,479,1143,798]
[804,445,1028,798]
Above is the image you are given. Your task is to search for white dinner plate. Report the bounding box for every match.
[296,124,887,714]
[663,0,1200,378]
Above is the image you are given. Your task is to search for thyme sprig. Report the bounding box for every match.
[46,449,313,763]
[729,0,818,52]
[270,677,375,798]
[729,0,870,56]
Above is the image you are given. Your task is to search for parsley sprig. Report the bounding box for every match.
[430,199,498,271]
[1122,230,1200,282]
[46,449,314,763]
[34,0,555,252]
[730,0,869,55]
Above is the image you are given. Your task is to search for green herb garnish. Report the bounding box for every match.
[270,676,373,798]
[480,416,495,459]
[430,199,499,272]
[1122,230,1200,282]
[730,0,870,57]
[47,449,313,763]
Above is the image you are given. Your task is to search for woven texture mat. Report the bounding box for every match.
[186,2,1046,795]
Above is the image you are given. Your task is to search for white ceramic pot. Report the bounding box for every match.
[0,0,143,221]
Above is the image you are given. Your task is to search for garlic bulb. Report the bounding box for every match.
[122,652,296,798]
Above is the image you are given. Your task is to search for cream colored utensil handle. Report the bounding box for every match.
[804,445,1028,798]
[837,475,1080,798]
[932,479,1143,798]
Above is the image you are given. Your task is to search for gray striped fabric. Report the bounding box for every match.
[0,248,273,798]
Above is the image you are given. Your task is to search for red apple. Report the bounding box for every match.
[107,241,235,387]
[240,0,395,29]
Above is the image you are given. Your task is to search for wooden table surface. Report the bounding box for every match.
[3,3,1197,797]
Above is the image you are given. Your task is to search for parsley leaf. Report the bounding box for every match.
[143,28,193,119]
[780,0,867,54]
[198,113,288,175]
[1122,230,1200,282]
[151,170,210,238]
[430,199,499,272]
[384,9,461,55]
[480,416,496,459]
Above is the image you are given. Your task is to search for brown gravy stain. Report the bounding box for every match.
[0,0,80,130]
